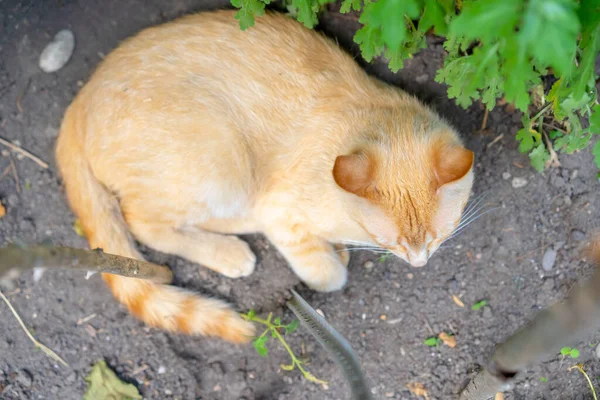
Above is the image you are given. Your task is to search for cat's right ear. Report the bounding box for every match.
[332,153,374,195]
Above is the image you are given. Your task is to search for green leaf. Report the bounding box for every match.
[501,37,538,112]
[84,360,142,400]
[274,317,281,325]
[420,0,448,36]
[592,140,600,169]
[253,336,269,357]
[231,0,270,30]
[561,347,572,356]
[246,309,256,319]
[540,377,548,382]
[472,299,488,311]
[290,0,319,28]
[529,144,550,172]
[520,0,580,77]
[340,0,362,13]
[424,337,441,347]
[286,319,299,334]
[449,0,523,43]
[570,348,580,358]
[589,105,600,133]
[516,128,537,153]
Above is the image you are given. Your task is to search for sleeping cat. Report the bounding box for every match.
[55,10,474,343]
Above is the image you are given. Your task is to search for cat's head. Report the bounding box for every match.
[333,125,474,268]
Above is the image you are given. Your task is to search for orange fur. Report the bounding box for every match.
[55,10,474,342]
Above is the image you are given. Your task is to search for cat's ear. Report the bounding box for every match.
[433,144,474,188]
[332,153,374,195]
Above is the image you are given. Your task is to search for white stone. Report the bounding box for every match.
[39,30,75,73]
[511,177,528,188]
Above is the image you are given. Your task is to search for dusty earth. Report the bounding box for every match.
[1,1,600,399]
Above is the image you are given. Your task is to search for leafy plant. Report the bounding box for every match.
[561,346,581,359]
[472,299,487,311]
[424,336,443,347]
[230,0,600,172]
[241,309,326,384]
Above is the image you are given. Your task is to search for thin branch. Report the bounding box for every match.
[0,136,49,169]
[0,289,68,367]
[460,241,600,400]
[0,244,173,284]
[480,108,489,132]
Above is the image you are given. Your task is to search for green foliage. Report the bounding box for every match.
[424,336,443,346]
[471,299,487,310]
[230,0,600,172]
[561,346,581,358]
[540,377,548,382]
[242,310,327,384]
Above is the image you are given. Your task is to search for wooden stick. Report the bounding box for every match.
[0,244,173,284]
[0,136,49,169]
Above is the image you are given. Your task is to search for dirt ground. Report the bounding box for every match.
[1,1,600,399]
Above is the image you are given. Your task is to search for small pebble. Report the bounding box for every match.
[502,172,511,180]
[1,149,9,157]
[39,29,75,73]
[407,273,414,279]
[363,261,374,270]
[511,177,528,188]
[157,366,166,374]
[16,369,33,388]
[416,73,429,83]
[542,249,557,271]
[595,343,600,359]
[483,307,493,319]
[164,389,173,395]
[571,229,585,241]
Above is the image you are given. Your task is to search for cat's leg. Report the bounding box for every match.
[128,222,256,278]
[266,232,349,292]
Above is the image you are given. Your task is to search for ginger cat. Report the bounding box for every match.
[55,10,474,343]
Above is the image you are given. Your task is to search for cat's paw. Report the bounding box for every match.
[303,260,347,292]
[212,237,256,278]
[332,243,350,267]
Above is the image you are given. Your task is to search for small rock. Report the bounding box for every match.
[502,172,511,180]
[571,229,585,241]
[416,73,429,83]
[511,177,528,188]
[157,366,166,374]
[16,369,33,388]
[7,194,19,207]
[39,30,75,73]
[363,261,374,270]
[542,249,557,271]
[595,343,600,359]
[1,149,9,157]
[164,389,173,395]
[482,307,493,319]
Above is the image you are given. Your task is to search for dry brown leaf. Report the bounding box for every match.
[0,202,5,218]
[406,382,429,399]
[495,393,505,400]
[452,295,465,308]
[439,332,456,348]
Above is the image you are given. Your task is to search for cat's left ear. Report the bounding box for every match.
[432,143,474,188]
[332,152,374,196]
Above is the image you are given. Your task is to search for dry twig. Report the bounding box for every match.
[0,136,49,169]
[0,289,68,367]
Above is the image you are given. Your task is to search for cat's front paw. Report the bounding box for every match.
[303,260,347,292]
[213,237,256,278]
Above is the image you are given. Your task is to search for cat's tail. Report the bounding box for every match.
[55,104,255,343]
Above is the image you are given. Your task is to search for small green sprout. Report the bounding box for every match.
[540,377,547,382]
[472,299,488,311]
[424,337,443,347]
[561,347,580,359]
[242,310,324,384]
